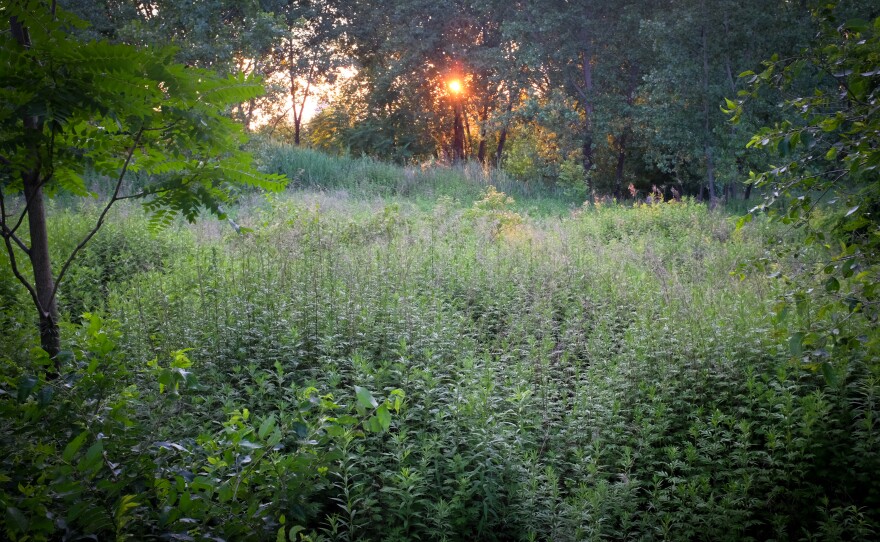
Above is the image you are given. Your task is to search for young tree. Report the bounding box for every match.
[0,3,284,369]
[732,1,879,376]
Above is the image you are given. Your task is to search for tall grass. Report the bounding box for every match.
[254,142,574,211]
[2,177,877,539]
[40,190,871,540]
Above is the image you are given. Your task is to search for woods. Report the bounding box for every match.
[1,0,879,540]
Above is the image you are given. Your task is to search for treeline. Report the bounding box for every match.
[62,0,877,198]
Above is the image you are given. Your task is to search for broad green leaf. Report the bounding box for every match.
[844,18,870,33]
[825,277,840,293]
[364,416,383,433]
[16,375,38,403]
[376,404,391,431]
[821,363,839,387]
[78,439,104,474]
[5,506,28,533]
[355,386,378,409]
[63,430,89,462]
[789,332,804,358]
[258,415,276,440]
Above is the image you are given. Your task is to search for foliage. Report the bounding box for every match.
[0,4,284,227]
[0,2,284,361]
[5,193,867,540]
[464,185,525,240]
[3,1,880,540]
[0,311,400,541]
[731,2,880,382]
[254,141,571,205]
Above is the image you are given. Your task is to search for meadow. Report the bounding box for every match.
[3,152,877,540]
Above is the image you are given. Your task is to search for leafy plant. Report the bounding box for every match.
[730,2,880,382]
[0,2,284,365]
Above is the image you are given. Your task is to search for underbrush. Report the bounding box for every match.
[1,194,878,540]
[254,142,574,211]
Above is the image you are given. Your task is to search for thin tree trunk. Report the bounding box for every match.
[614,132,628,200]
[495,127,507,166]
[579,27,595,198]
[244,98,256,133]
[700,1,717,208]
[11,15,61,365]
[494,95,514,166]
[477,102,489,165]
[288,43,315,146]
[463,103,473,158]
[452,98,465,162]
[290,73,302,145]
[25,175,61,361]
[614,63,639,201]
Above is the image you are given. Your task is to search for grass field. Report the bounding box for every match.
[2,162,878,540]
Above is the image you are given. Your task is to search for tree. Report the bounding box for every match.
[267,0,345,145]
[638,0,807,200]
[732,0,879,376]
[0,2,284,369]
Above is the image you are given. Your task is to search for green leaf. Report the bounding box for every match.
[218,482,234,503]
[115,495,140,525]
[355,386,378,409]
[29,347,52,368]
[789,332,804,358]
[16,375,38,403]
[777,136,790,157]
[258,415,276,440]
[364,416,383,433]
[376,404,391,431]
[800,130,813,149]
[821,363,838,386]
[5,506,28,533]
[825,277,840,293]
[78,439,104,474]
[63,430,90,462]
[336,415,359,426]
[288,526,306,542]
[844,18,870,33]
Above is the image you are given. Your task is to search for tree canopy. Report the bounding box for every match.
[0,1,284,363]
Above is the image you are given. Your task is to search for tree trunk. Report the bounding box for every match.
[494,96,514,166]
[700,1,717,208]
[23,160,60,362]
[290,72,302,146]
[452,99,465,162]
[614,132,628,200]
[477,102,489,165]
[579,27,595,198]
[495,127,507,166]
[244,98,256,134]
[11,16,61,365]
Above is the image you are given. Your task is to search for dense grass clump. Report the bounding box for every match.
[254,141,574,210]
[2,188,878,541]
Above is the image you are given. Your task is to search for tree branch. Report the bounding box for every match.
[49,129,143,305]
[1,186,41,311]
[115,186,173,201]
[8,168,55,237]
[0,185,31,256]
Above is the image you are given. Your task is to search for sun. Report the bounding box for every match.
[448,79,463,93]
